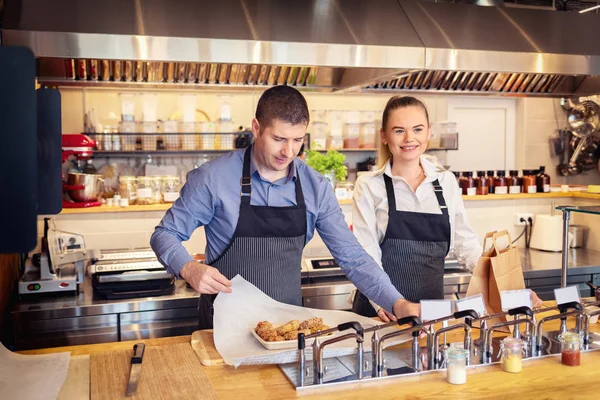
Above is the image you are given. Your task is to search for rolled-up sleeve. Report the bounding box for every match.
[150,164,216,276]
[315,180,402,313]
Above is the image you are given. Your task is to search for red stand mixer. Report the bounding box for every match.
[62,134,103,208]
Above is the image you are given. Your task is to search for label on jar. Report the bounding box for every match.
[495,186,508,195]
[527,185,537,194]
[137,188,153,198]
[543,184,550,193]
[509,186,521,194]
[466,187,476,196]
[163,192,180,202]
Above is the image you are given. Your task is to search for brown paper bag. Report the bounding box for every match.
[466,230,526,331]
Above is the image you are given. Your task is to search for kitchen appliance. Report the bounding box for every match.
[586,282,600,302]
[568,225,587,248]
[62,134,103,208]
[529,214,566,252]
[18,218,100,296]
[5,1,600,97]
[89,248,175,299]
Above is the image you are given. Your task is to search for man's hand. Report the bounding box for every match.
[392,298,421,320]
[530,289,543,308]
[180,261,232,294]
[377,308,397,323]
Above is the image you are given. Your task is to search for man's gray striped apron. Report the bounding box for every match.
[352,173,451,317]
[198,146,307,329]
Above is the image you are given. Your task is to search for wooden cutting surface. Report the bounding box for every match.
[191,330,224,366]
[90,342,217,400]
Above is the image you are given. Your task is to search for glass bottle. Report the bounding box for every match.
[559,332,581,367]
[494,170,508,194]
[486,170,495,194]
[476,171,488,195]
[522,169,537,194]
[501,337,523,373]
[152,176,163,204]
[162,176,181,203]
[536,166,551,193]
[446,347,467,385]
[118,176,137,204]
[508,170,521,194]
[136,176,155,205]
[461,171,476,196]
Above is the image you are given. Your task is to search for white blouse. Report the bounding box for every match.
[352,156,483,309]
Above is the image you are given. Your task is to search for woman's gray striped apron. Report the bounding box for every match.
[352,173,451,317]
[198,146,307,329]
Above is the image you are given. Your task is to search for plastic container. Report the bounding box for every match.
[446,347,467,385]
[461,172,476,196]
[119,176,137,203]
[136,177,155,205]
[343,123,360,149]
[142,122,157,151]
[508,170,521,194]
[559,332,581,366]
[501,337,523,373]
[163,120,180,150]
[494,170,508,194]
[181,121,198,150]
[119,93,135,122]
[200,121,216,150]
[536,166,551,193]
[311,121,328,149]
[360,122,377,149]
[476,171,489,195]
[162,176,181,203]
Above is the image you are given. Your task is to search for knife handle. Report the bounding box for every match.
[131,343,145,364]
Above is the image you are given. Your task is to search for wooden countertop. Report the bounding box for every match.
[58,192,599,214]
[20,303,600,399]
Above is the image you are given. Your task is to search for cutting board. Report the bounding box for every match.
[90,342,217,400]
[190,330,225,366]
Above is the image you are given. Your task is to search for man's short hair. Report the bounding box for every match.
[255,85,310,129]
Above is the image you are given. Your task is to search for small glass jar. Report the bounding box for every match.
[136,176,155,205]
[486,170,495,194]
[152,176,163,204]
[119,176,137,204]
[536,165,551,193]
[508,170,521,194]
[162,176,181,203]
[559,332,581,367]
[335,181,354,200]
[494,170,508,194]
[501,337,524,373]
[476,171,488,195]
[461,171,476,196]
[446,347,467,385]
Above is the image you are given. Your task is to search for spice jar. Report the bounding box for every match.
[119,176,137,204]
[494,170,508,194]
[559,332,581,367]
[486,170,495,194]
[522,169,537,194]
[476,171,489,195]
[446,347,467,385]
[162,176,181,203]
[536,166,551,193]
[508,170,521,194]
[152,176,163,204]
[136,176,155,205]
[461,172,476,196]
[501,337,524,373]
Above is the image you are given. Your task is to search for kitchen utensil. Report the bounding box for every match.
[66,172,104,202]
[568,100,600,138]
[556,130,571,176]
[125,343,145,396]
[585,281,600,301]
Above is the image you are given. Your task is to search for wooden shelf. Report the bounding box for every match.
[462,192,600,201]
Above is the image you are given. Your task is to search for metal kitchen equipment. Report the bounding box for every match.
[62,134,103,208]
[426,310,479,370]
[535,301,583,356]
[5,0,600,97]
[89,248,175,299]
[567,101,600,175]
[18,218,100,295]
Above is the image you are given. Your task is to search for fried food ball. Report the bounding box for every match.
[299,317,323,330]
[283,329,312,340]
[255,321,273,332]
[276,320,300,336]
[274,336,285,342]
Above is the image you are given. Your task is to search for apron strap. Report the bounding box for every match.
[241,145,305,206]
[432,178,449,216]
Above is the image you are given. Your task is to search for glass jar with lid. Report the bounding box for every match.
[152,176,163,204]
[486,170,495,194]
[136,176,155,205]
[522,169,537,194]
[476,171,488,195]
[508,170,521,194]
[446,347,467,385]
[494,171,508,194]
[501,337,524,373]
[162,176,181,203]
[559,332,581,366]
[119,176,137,203]
[461,171,476,196]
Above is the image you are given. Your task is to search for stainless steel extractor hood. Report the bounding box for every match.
[2,0,600,97]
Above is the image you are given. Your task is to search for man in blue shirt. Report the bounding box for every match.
[151,86,412,328]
